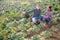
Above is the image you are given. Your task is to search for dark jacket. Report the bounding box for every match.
[26,8,41,17]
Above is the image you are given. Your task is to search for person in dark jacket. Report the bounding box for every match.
[22,4,41,25]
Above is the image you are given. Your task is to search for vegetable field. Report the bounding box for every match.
[0,0,60,40]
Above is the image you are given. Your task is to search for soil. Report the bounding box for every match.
[25,21,60,40]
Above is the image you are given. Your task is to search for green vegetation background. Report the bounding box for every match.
[0,0,60,40]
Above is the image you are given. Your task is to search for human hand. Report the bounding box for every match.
[21,11,26,15]
[44,16,49,18]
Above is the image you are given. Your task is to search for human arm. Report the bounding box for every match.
[44,11,53,18]
[21,9,35,14]
[26,9,34,13]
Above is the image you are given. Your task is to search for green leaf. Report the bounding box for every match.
[57,24,60,28]
[41,30,52,38]
[50,26,58,31]
[32,34,40,40]
[32,25,40,32]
